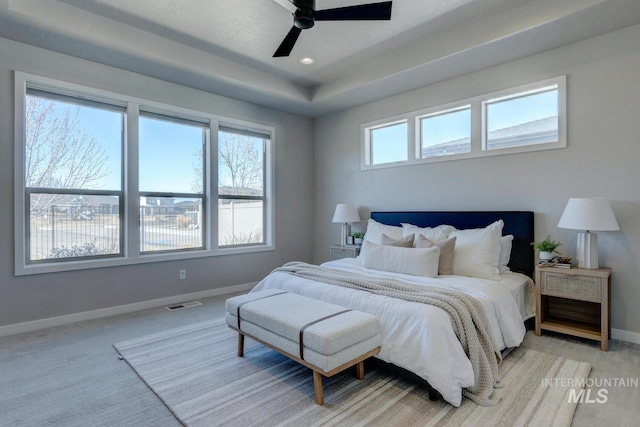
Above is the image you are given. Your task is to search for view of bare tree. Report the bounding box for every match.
[219,228,263,246]
[191,132,264,195]
[218,132,263,195]
[25,96,111,211]
[191,148,203,193]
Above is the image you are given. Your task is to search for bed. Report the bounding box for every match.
[251,211,535,407]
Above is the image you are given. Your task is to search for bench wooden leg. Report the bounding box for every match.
[313,371,324,405]
[237,333,244,357]
[356,361,365,380]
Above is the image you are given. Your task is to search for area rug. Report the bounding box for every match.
[114,318,591,427]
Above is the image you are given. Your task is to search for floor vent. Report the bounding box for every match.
[166,301,202,311]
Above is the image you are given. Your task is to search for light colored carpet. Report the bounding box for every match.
[114,318,591,427]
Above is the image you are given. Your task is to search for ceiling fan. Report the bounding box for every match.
[272,0,393,57]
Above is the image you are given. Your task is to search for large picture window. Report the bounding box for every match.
[15,73,275,275]
[24,89,124,263]
[217,127,267,247]
[138,113,207,253]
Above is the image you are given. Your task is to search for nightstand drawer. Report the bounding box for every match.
[332,248,353,259]
[541,273,601,303]
[330,246,360,260]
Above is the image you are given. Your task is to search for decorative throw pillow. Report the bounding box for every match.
[359,241,440,277]
[380,233,415,248]
[402,223,455,245]
[363,219,404,244]
[415,234,456,275]
[499,235,514,273]
[449,220,503,280]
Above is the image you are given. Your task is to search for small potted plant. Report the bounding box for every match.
[352,232,365,246]
[531,235,562,261]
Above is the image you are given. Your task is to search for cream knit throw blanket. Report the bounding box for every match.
[273,261,502,406]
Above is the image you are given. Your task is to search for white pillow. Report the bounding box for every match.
[402,223,455,246]
[499,235,514,273]
[363,218,403,244]
[359,241,440,277]
[449,220,503,280]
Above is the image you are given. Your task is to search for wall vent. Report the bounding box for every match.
[166,301,202,311]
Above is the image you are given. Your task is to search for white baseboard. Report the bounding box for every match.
[612,328,640,345]
[0,282,256,338]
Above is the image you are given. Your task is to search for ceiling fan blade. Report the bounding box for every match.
[273,26,303,57]
[315,1,392,21]
[272,0,297,13]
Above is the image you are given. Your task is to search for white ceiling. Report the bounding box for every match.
[2,0,640,117]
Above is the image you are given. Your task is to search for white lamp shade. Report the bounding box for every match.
[557,198,619,231]
[332,203,361,223]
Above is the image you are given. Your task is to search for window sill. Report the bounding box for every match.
[15,244,275,276]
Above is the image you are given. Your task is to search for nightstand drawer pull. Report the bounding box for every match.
[542,274,601,302]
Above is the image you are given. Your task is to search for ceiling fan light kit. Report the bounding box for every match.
[273,0,393,57]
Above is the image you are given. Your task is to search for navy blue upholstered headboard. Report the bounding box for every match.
[370,211,535,278]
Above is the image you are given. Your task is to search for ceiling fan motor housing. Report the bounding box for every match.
[293,0,315,30]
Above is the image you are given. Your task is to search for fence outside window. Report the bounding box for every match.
[29,202,121,261]
[28,201,264,261]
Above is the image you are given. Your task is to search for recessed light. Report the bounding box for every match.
[299,57,315,65]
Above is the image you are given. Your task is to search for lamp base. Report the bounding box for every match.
[576,231,598,269]
[340,223,351,247]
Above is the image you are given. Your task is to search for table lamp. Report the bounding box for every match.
[557,197,619,269]
[332,203,361,246]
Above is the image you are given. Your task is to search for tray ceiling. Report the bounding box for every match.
[2,0,640,116]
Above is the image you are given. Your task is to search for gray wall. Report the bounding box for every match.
[313,24,640,337]
[0,38,315,327]
[3,23,640,339]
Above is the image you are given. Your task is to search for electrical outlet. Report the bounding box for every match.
[179,269,186,280]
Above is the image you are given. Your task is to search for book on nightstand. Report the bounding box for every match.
[538,256,573,268]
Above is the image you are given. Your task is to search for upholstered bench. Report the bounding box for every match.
[225,289,382,405]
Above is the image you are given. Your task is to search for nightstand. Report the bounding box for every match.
[330,245,360,260]
[535,265,611,351]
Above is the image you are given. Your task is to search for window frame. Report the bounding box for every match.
[361,76,566,170]
[361,115,410,169]
[481,79,565,154]
[417,104,472,160]
[23,88,127,264]
[14,71,275,276]
[137,111,209,255]
[217,125,269,248]
[25,188,126,264]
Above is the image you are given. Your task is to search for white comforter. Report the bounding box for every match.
[251,258,529,407]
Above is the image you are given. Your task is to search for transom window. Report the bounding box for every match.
[15,72,274,275]
[420,106,471,159]
[367,120,408,165]
[361,76,566,169]
[483,86,559,150]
